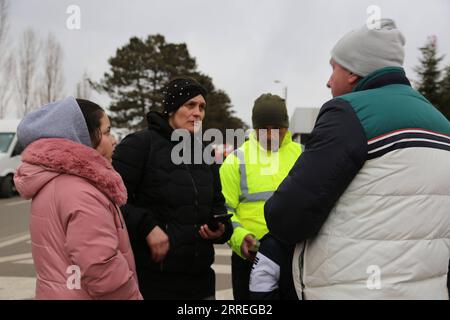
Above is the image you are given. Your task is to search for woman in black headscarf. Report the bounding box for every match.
[113,77,232,300]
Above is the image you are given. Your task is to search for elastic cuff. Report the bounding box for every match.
[228,227,254,259]
[212,221,233,244]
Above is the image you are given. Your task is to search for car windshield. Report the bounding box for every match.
[0,133,15,153]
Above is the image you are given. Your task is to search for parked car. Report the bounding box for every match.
[0,119,23,198]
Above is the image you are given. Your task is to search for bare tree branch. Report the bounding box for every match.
[38,33,65,105]
[0,0,14,118]
[0,0,9,52]
[0,55,15,118]
[76,70,92,100]
[16,28,41,116]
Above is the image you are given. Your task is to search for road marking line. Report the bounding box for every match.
[0,232,29,243]
[212,263,231,275]
[0,276,35,300]
[5,199,31,207]
[0,234,30,249]
[13,259,34,264]
[0,253,32,264]
[216,288,233,300]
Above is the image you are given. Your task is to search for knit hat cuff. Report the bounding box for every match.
[252,110,289,128]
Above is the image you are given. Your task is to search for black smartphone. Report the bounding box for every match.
[207,213,233,231]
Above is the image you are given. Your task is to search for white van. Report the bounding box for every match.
[0,119,23,198]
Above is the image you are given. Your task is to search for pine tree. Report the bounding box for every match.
[94,35,195,130]
[203,90,247,133]
[414,36,444,107]
[192,73,248,135]
[438,65,450,120]
[95,34,247,132]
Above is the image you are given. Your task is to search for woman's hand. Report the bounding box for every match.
[146,226,170,263]
[198,223,225,240]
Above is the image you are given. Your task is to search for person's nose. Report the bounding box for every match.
[192,106,202,118]
[326,77,332,89]
[111,135,117,147]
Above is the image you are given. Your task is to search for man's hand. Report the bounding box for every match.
[146,226,170,263]
[199,223,225,240]
[241,234,258,262]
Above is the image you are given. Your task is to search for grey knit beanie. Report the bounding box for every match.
[331,19,406,77]
[17,96,92,149]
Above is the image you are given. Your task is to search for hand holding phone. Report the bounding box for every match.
[207,213,233,231]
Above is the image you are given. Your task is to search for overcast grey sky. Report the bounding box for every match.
[8,0,450,126]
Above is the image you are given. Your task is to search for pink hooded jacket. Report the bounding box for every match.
[14,138,143,300]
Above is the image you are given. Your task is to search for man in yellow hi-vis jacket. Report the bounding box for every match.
[219,93,301,300]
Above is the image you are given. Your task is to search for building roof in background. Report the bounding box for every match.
[290,107,320,134]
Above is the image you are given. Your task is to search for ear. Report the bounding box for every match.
[348,73,360,86]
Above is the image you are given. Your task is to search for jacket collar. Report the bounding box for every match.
[249,130,293,152]
[353,67,411,92]
[146,111,174,139]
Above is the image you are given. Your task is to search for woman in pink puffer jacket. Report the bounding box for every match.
[14,97,142,300]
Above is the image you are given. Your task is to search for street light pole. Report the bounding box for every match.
[274,80,288,107]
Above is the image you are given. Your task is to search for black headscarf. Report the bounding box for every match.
[162,77,207,114]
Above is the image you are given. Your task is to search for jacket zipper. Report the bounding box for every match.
[113,204,124,229]
[299,241,306,299]
[105,194,124,229]
[160,222,169,272]
[184,164,200,259]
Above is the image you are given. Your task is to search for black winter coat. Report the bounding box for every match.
[112,111,232,299]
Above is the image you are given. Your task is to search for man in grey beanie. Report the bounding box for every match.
[331,19,405,78]
[265,19,450,299]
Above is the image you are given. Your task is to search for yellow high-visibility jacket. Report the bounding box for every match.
[219,131,301,258]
